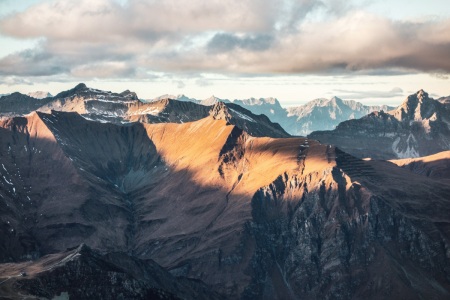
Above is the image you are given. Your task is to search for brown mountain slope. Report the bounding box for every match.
[389,150,450,180]
[0,111,450,299]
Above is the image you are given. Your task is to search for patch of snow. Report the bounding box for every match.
[392,137,419,158]
[27,91,52,99]
[229,108,256,122]
[81,116,109,124]
[132,107,161,116]
[2,176,13,185]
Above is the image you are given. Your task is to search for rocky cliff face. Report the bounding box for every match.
[0,244,222,299]
[309,90,450,159]
[1,110,450,299]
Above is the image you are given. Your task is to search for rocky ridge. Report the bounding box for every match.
[1,110,450,299]
[1,84,289,138]
[0,244,222,299]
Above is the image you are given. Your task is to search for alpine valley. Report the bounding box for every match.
[1,84,450,299]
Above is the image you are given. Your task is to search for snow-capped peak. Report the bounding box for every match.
[27,91,53,99]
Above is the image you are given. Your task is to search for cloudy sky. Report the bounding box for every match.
[0,0,449,106]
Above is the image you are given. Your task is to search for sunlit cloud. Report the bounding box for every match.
[0,0,449,104]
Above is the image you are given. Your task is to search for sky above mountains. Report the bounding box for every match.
[0,0,449,106]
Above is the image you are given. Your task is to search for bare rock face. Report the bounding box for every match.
[0,244,222,300]
[126,98,211,124]
[209,102,290,138]
[1,110,450,299]
[309,90,450,159]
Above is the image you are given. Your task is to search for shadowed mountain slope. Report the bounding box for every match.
[390,150,450,180]
[0,244,222,300]
[0,111,450,299]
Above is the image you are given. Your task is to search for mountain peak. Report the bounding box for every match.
[74,83,87,90]
[27,91,53,99]
[393,89,436,122]
[201,95,228,106]
[417,89,428,101]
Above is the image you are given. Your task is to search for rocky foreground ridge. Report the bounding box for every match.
[0,107,450,299]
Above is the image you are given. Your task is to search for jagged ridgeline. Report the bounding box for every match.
[309,90,450,159]
[1,85,450,299]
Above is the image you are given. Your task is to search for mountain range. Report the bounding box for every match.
[309,90,450,159]
[2,85,395,136]
[146,93,395,136]
[1,84,450,299]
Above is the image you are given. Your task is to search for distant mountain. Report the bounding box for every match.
[34,83,140,123]
[309,90,450,159]
[0,92,53,115]
[438,95,450,110]
[155,95,393,136]
[285,97,393,136]
[27,91,52,99]
[28,84,289,138]
[209,101,288,138]
[200,95,230,106]
[127,98,211,124]
[129,98,289,138]
[233,97,288,129]
[152,93,200,103]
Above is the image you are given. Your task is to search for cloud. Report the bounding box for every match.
[430,73,449,80]
[70,62,136,78]
[173,80,185,89]
[0,0,277,40]
[195,77,213,87]
[0,0,449,80]
[334,87,405,99]
[207,33,274,53]
[0,76,34,86]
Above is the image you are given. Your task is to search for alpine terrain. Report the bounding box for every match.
[159,94,394,136]
[0,85,450,299]
[309,90,450,159]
